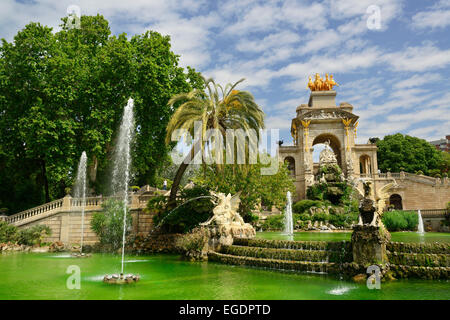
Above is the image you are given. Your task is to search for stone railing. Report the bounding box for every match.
[4,198,65,224]
[5,193,155,226]
[420,209,448,218]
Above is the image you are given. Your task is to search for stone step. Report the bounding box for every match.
[389,264,450,280]
[387,242,449,254]
[221,245,352,263]
[208,251,338,274]
[387,252,450,267]
[233,238,351,252]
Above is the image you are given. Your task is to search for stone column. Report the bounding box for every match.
[351,225,390,265]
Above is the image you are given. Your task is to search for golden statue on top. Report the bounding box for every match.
[307,73,339,91]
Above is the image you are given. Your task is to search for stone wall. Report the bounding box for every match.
[21,208,156,245]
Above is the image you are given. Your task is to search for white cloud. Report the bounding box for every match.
[383,43,450,72]
[393,73,442,89]
[411,0,450,29]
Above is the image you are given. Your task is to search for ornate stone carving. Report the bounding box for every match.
[200,192,255,251]
[319,140,337,166]
[300,109,358,121]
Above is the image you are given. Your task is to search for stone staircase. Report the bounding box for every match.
[209,238,352,275]
[209,238,450,280]
[387,242,450,279]
[2,194,153,227]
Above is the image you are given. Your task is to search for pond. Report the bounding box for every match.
[0,252,449,300]
[255,231,450,243]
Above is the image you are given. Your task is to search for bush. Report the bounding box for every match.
[293,200,323,214]
[297,213,311,221]
[175,227,209,259]
[0,221,18,243]
[312,212,328,222]
[152,185,214,234]
[16,225,51,246]
[382,210,418,231]
[328,212,358,228]
[90,199,132,251]
[261,214,284,231]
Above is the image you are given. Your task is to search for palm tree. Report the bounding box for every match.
[165,77,265,205]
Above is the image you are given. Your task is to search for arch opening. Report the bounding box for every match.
[389,194,403,210]
[284,156,295,177]
[312,134,342,168]
[359,155,372,175]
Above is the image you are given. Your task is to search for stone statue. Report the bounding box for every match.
[354,180,398,227]
[201,191,244,226]
[199,191,255,252]
[319,140,337,165]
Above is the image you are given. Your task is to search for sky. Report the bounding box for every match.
[1,0,449,148]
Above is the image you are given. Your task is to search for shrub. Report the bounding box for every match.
[16,225,51,246]
[152,185,214,234]
[297,213,311,221]
[90,199,132,251]
[382,210,418,231]
[312,212,328,222]
[261,214,284,231]
[0,221,18,243]
[293,200,323,214]
[175,227,209,259]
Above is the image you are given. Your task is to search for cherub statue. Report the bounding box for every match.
[200,191,244,226]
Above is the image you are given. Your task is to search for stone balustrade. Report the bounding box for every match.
[5,193,153,227]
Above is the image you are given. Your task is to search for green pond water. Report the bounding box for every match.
[256,231,450,243]
[0,251,449,300]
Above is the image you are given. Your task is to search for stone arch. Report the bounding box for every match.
[359,154,372,175]
[312,133,342,167]
[389,194,403,210]
[284,156,295,176]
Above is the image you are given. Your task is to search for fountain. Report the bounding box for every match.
[104,98,139,284]
[284,191,294,238]
[71,152,90,258]
[417,210,425,234]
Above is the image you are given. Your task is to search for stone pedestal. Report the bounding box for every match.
[206,223,256,252]
[308,90,336,107]
[351,225,390,265]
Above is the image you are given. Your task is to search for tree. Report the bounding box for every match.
[165,77,265,206]
[0,15,203,213]
[376,133,445,175]
[193,159,295,221]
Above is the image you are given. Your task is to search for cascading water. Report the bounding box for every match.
[74,152,87,253]
[417,210,425,234]
[111,98,135,275]
[284,191,294,237]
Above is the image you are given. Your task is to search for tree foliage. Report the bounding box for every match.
[0,15,203,214]
[376,133,446,175]
[194,159,295,221]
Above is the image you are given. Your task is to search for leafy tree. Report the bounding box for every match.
[0,15,203,214]
[165,77,265,206]
[194,159,295,221]
[90,199,132,250]
[376,133,445,175]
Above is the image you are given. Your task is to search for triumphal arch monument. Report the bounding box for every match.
[279,74,449,222]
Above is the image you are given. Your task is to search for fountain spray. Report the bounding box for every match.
[111,98,135,275]
[74,152,87,253]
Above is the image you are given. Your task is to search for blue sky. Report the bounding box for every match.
[1,0,449,147]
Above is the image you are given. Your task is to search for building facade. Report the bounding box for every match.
[279,88,449,211]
